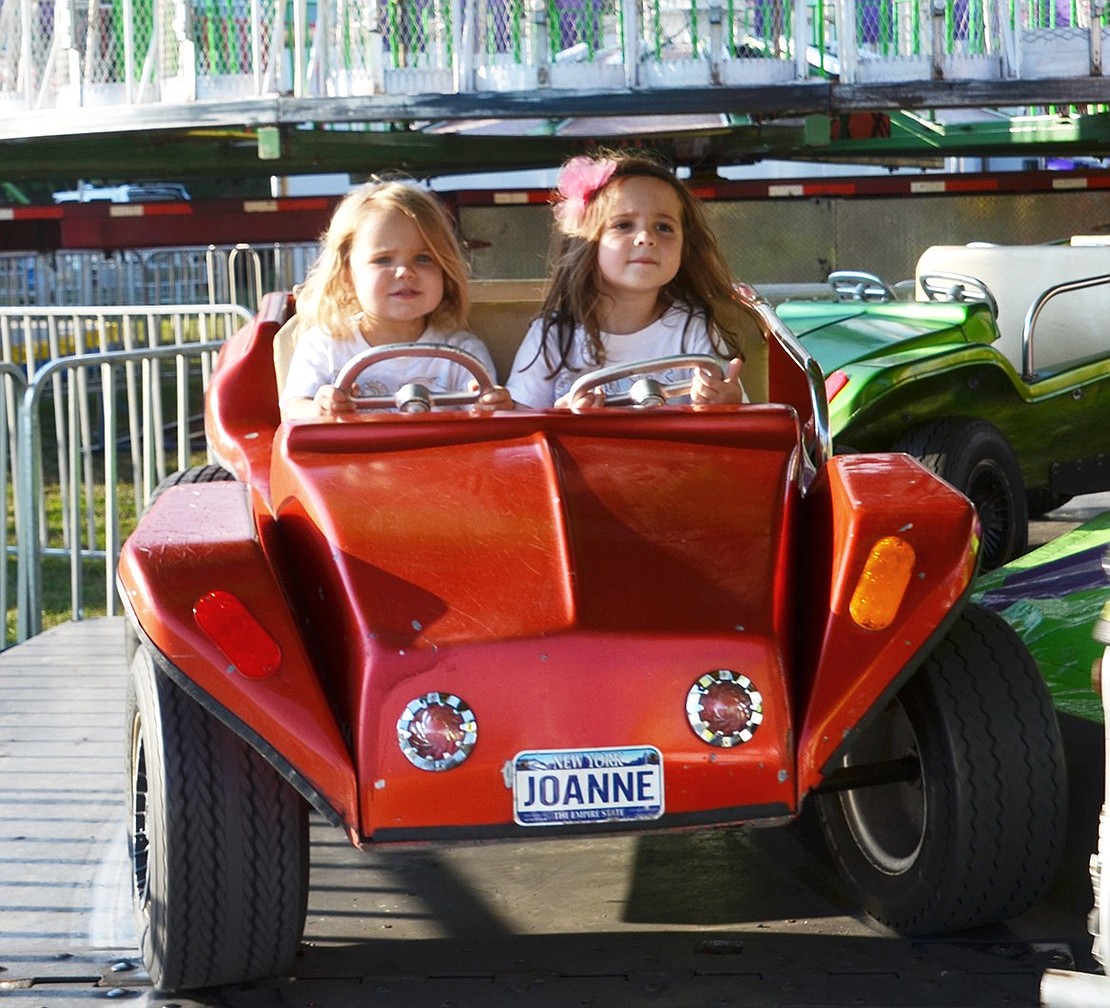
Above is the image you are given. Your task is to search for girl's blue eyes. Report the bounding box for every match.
[370,254,435,266]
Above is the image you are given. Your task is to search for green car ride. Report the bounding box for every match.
[974,507,1110,723]
[774,238,1110,569]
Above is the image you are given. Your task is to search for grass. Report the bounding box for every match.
[5,556,111,641]
[5,484,133,645]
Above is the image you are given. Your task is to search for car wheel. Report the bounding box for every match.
[1026,487,1072,520]
[147,463,236,504]
[893,419,1026,570]
[817,603,1066,935]
[126,644,309,992]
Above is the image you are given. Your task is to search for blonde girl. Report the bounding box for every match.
[281,179,510,417]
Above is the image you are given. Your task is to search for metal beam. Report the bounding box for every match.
[5,108,1110,186]
[2,77,1110,143]
[2,87,1110,190]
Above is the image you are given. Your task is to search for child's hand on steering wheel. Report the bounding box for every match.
[472,382,514,411]
[313,384,356,415]
[692,358,744,405]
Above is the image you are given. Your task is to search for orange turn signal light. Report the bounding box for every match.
[849,536,916,631]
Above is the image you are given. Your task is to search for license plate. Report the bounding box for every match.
[512,746,664,826]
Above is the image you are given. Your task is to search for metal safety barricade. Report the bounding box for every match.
[0,245,318,313]
[8,304,250,644]
[0,363,27,650]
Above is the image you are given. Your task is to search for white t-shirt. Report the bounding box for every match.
[506,305,726,409]
[280,323,497,409]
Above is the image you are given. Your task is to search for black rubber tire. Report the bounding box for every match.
[148,463,236,505]
[817,603,1067,936]
[123,619,140,665]
[892,419,1027,570]
[126,644,309,992]
[1026,487,1072,520]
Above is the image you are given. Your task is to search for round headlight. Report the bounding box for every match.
[686,670,764,747]
[397,692,477,771]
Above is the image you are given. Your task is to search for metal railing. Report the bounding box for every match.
[0,244,318,314]
[1020,271,1110,381]
[4,304,250,647]
[0,0,1108,116]
[0,361,25,647]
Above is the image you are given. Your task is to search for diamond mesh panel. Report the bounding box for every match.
[1021,0,1101,28]
[547,0,619,59]
[0,0,26,97]
[483,0,528,60]
[857,0,927,55]
[76,0,123,83]
[381,0,452,70]
[730,0,797,58]
[155,0,180,78]
[194,0,248,75]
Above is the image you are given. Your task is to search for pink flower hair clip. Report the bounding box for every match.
[552,156,616,235]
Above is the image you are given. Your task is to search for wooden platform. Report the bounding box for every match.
[0,604,1098,1007]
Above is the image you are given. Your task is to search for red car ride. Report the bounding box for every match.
[118,284,1067,993]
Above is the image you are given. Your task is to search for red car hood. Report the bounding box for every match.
[269,407,802,647]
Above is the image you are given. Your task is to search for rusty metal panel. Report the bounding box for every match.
[832,191,1110,281]
[462,190,1110,287]
[707,200,839,285]
[461,205,554,280]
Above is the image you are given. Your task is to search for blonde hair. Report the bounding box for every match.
[295,179,470,339]
[532,149,744,377]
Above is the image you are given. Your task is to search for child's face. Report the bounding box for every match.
[595,176,684,301]
[348,207,445,341]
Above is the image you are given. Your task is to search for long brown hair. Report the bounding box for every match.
[295,178,471,339]
[528,149,744,378]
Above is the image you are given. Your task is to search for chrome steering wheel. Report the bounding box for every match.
[917,271,999,318]
[333,343,495,413]
[565,354,724,408]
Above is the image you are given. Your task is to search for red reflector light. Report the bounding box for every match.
[412,706,465,760]
[397,693,478,771]
[701,682,752,734]
[193,590,282,680]
[825,370,849,401]
[686,670,764,747]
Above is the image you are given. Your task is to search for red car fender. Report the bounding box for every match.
[795,452,979,795]
[117,477,359,837]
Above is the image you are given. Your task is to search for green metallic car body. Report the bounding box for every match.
[775,260,1110,569]
[974,508,1110,723]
